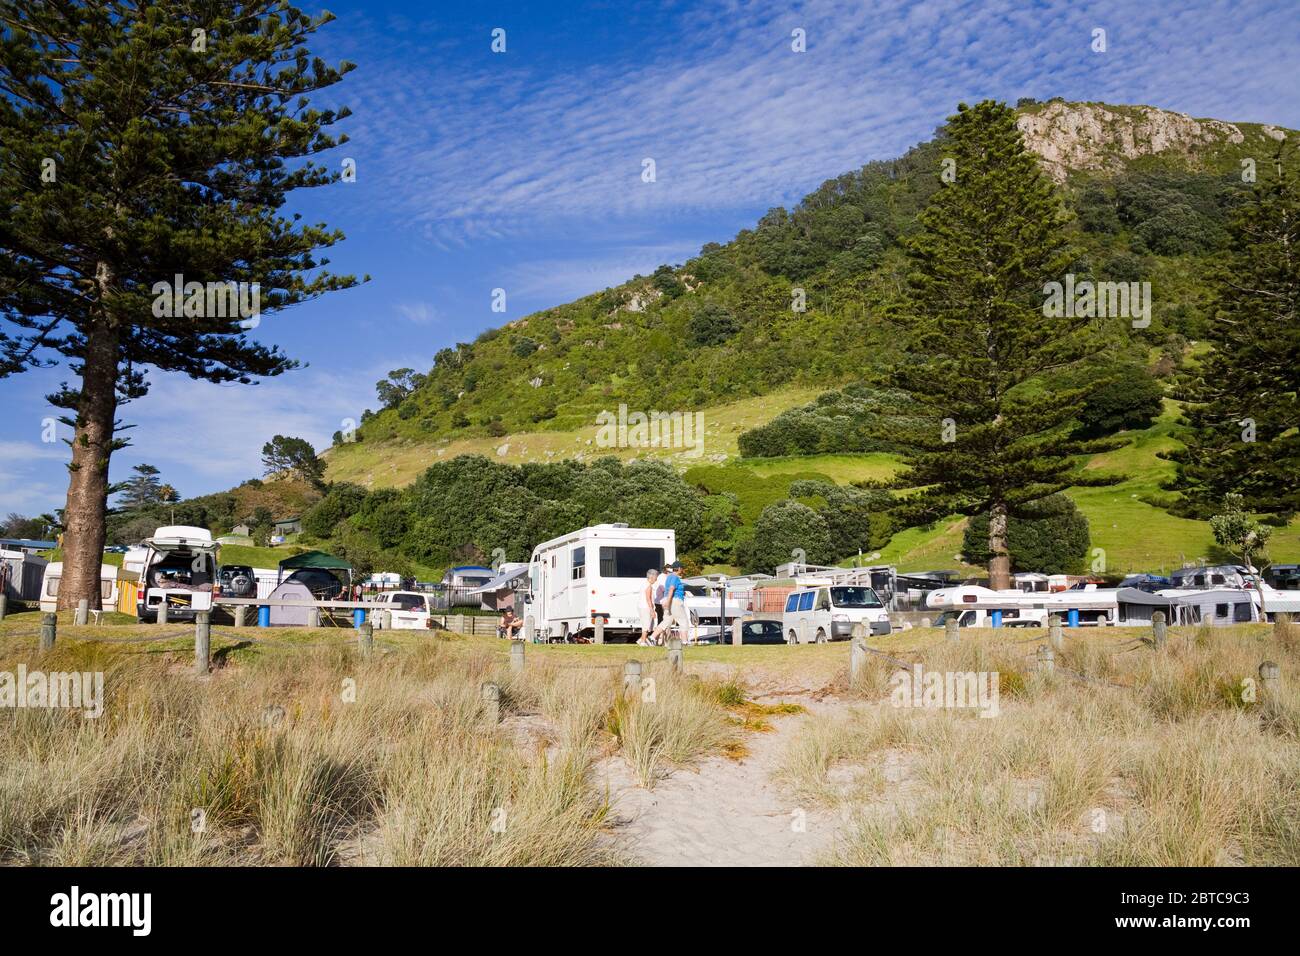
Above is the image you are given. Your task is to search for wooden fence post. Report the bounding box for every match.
[234,604,247,628]
[731,618,743,646]
[623,660,642,697]
[194,611,211,675]
[74,598,88,626]
[945,617,958,642]
[1152,611,1167,649]
[510,639,525,674]
[1037,644,1055,675]
[0,593,7,621]
[39,611,56,651]
[481,681,500,724]
[850,635,868,685]
[1259,660,1280,695]
[358,621,373,657]
[666,638,683,673]
[1048,614,1063,650]
[158,600,169,625]
[308,606,320,628]
[593,619,604,645]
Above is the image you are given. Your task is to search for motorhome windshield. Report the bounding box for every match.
[598,546,665,578]
[830,586,883,609]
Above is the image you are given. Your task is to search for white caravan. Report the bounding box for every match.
[926,583,1267,628]
[524,524,674,642]
[136,525,219,623]
[39,562,119,613]
[781,580,892,644]
[2,548,48,603]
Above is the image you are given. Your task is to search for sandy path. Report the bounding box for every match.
[596,699,838,866]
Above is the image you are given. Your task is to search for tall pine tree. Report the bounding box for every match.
[876,100,1118,589]
[0,1,361,609]
[1166,147,1299,519]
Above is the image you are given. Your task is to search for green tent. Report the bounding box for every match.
[276,550,353,586]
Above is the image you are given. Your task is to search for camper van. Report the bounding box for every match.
[781,581,892,643]
[524,524,674,642]
[136,526,219,623]
[39,562,119,613]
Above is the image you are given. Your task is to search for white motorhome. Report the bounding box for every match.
[524,524,674,642]
[781,580,892,643]
[39,562,119,613]
[136,526,219,622]
[680,578,750,643]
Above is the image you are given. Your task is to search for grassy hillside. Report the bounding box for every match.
[310,99,1299,578]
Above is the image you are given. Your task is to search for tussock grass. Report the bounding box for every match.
[1,630,734,866]
[606,672,733,787]
[782,625,1300,866]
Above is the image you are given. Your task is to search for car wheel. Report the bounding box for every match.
[815,628,828,644]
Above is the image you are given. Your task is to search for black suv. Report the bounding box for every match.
[218,564,258,598]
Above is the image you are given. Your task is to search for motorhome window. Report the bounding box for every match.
[1233,602,1252,623]
[598,547,664,578]
[797,591,814,612]
[830,586,883,609]
[100,579,112,600]
[45,576,59,597]
[785,593,799,613]
[1216,603,1229,618]
[572,546,586,581]
[959,611,975,626]
[1193,575,1206,587]
[1211,574,1226,586]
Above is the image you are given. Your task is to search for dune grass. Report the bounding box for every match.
[0,616,739,866]
[778,623,1300,866]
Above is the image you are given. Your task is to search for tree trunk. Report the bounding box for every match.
[57,322,119,611]
[987,501,1012,590]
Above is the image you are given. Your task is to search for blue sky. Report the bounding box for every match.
[2,0,1298,517]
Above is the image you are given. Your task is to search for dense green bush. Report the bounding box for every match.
[961,494,1091,575]
[734,500,833,574]
[1074,364,1165,438]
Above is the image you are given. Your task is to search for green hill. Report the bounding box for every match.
[317,99,1299,575]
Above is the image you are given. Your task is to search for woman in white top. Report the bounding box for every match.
[637,568,659,646]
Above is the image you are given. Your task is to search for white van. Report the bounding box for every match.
[39,562,118,613]
[136,526,218,623]
[371,590,436,630]
[525,524,675,642]
[782,583,891,644]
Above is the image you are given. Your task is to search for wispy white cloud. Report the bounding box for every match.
[395,301,439,324]
[334,0,1300,242]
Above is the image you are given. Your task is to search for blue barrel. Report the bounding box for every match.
[353,608,365,629]
[257,605,270,627]
[1068,608,1079,628]
[990,609,1003,628]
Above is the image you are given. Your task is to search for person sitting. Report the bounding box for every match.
[498,607,523,639]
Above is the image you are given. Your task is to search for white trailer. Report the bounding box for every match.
[524,524,674,642]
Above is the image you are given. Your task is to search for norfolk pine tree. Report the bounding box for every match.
[875,101,1121,589]
[0,1,361,609]
[1166,147,1300,519]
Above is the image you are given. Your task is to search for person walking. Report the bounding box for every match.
[660,561,691,645]
[637,568,659,646]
